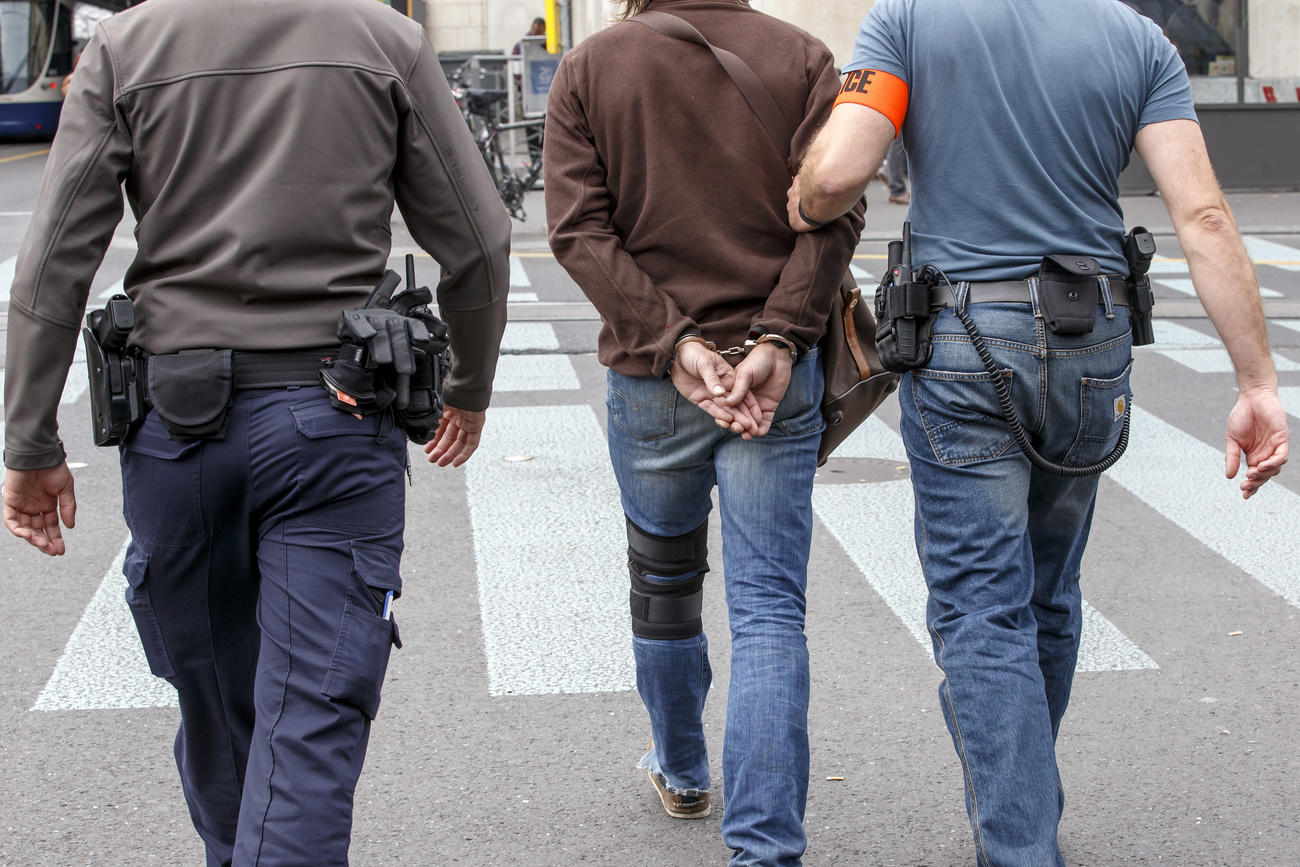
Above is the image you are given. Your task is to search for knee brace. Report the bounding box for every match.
[626,517,709,641]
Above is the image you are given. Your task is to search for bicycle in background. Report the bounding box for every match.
[450,79,546,222]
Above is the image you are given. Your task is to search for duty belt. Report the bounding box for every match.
[931,276,1132,308]
[140,346,338,405]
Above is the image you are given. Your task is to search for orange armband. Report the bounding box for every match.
[834,69,909,136]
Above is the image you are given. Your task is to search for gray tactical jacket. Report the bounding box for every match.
[4,0,509,470]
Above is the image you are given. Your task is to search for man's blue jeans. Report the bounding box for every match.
[606,349,823,867]
[899,296,1133,867]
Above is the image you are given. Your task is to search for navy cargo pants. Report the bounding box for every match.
[119,387,406,866]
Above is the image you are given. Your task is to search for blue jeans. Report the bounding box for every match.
[899,295,1133,866]
[606,349,824,867]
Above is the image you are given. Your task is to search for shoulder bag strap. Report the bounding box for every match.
[631,10,790,164]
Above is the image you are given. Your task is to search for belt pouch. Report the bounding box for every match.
[1037,255,1101,335]
[148,350,235,440]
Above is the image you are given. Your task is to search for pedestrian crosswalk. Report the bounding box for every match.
[3,248,1300,711]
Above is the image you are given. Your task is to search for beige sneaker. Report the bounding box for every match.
[648,769,711,819]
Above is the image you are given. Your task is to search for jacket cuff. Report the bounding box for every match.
[4,441,68,471]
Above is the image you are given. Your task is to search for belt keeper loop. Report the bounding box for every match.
[1099,276,1116,319]
[1027,277,1042,319]
[954,281,971,315]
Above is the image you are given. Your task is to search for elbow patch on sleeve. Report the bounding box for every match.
[834,69,908,136]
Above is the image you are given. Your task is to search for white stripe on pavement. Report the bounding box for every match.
[1148,321,1300,372]
[1109,407,1300,610]
[1155,278,1281,299]
[1280,387,1300,421]
[1242,237,1300,272]
[1156,348,1300,374]
[96,278,124,301]
[501,322,560,352]
[1277,320,1300,335]
[510,291,539,303]
[491,355,580,392]
[1152,321,1226,346]
[466,405,634,696]
[510,255,531,288]
[814,418,1156,671]
[32,538,178,711]
[0,255,15,304]
[851,264,875,283]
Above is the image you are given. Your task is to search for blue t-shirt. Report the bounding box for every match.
[844,0,1196,280]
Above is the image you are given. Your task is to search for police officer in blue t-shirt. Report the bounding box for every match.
[787,1,1289,863]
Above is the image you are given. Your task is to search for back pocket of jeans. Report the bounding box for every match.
[608,382,676,441]
[911,367,1016,466]
[1063,362,1132,468]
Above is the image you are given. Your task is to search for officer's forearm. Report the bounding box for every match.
[797,104,894,223]
[1179,205,1278,393]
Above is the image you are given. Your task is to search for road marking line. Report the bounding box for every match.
[1147,321,1300,372]
[32,538,178,711]
[60,344,88,405]
[1155,348,1300,374]
[510,255,531,288]
[1277,320,1300,335]
[1109,407,1300,611]
[96,278,124,300]
[0,148,49,164]
[467,405,634,696]
[1280,387,1300,421]
[492,355,580,392]
[814,418,1156,671]
[1155,277,1281,299]
[501,322,560,351]
[510,291,539,303]
[0,255,15,304]
[850,264,875,283]
[1242,237,1300,272]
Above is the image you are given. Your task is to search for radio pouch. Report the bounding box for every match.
[1037,254,1101,335]
[147,350,235,440]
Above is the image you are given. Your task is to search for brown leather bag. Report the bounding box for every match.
[818,273,899,464]
[632,11,900,464]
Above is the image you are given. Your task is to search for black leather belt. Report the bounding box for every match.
[931,276,1131,308]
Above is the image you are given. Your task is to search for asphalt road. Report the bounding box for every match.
[1,143,1298,866]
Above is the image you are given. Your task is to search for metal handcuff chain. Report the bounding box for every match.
[941,272,1131,478]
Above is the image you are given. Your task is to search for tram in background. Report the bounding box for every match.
[0,0,127,138]
[0,0,75,136]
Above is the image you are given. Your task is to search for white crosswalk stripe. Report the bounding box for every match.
[1110,407,1300,610]
[501,322,560,351]
[1153,277,1282,299]
[813,418,1157,671]
[0,254,15,304]
[467,405,634,696]
[1242,237,1300,272]
[19,247,1300,710]
[1147,320,1300,373]
[1280,387,1300,421]
[32,538,177,711]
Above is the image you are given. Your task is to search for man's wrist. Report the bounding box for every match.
[752,334,798,363]
[797,200,829,229]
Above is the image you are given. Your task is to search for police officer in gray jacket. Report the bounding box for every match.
[789,1,1288,863]
[1,0,509,863]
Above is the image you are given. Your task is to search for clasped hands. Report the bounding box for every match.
[671,340,792,439]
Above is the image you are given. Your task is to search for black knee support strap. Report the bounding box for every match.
[626,517,709,641]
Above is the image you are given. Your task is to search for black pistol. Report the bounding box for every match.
[82,294,144,446]
[1123,226,1157,346]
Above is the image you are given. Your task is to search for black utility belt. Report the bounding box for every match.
[140,347,340,440]
[932,276,1132,309]
[144,347,339,397]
